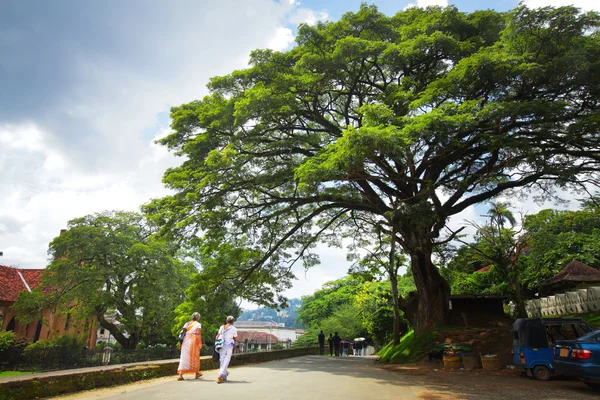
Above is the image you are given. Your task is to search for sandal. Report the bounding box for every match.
[195,373,203,379]
[177,377,184,381]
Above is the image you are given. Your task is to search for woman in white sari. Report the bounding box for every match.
[216,315,237,383]
[177,312,203,380]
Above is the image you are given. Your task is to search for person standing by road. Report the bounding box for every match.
[355,339,362,356]
[332,332,341,357]
[216,316,238,384]
[177,312,203,381]
[318,330,325,355]
[328,333,334,356]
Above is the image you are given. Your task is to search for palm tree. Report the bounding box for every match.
[486,202,516,231]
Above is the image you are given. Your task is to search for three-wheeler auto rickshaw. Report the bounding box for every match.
[512,318,592,381]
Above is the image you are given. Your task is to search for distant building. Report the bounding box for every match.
[540,259,600,295]
[0,264,97,347]
[236,331,280,351]
[235,320,303,346]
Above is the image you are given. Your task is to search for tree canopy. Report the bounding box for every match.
[12,211,194,349]
[145,4,600,334]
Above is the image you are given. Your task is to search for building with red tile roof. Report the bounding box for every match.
[0,264,96,346]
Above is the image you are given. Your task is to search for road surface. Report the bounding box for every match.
[57,355,600,400]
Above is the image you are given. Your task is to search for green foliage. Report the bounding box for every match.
[145,4,600,332]
[319,303,365,340]
[12,211,195,349]
[291,330,320,348]
[522,206,600,288]
[0,331,18,352]
[445,268,510,295]
[297,276,364,328]
[377,330,438,364]
[23,335,83,353]
[355,279,413,345]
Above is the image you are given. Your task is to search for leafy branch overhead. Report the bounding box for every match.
[145,4,600,333]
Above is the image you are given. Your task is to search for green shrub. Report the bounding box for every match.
[0,331,17,352]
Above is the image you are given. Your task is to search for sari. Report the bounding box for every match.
[177,320,202,374]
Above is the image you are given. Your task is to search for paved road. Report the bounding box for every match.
[57,355,600,400]
[59,356,416,400]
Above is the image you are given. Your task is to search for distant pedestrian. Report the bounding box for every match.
[328,333,334,356]
[342,339,350,356]
[355,339,363,356]
[318,330,325,355]
[332,332,341,356]
[362,339,368,355]
[177,312,203,381]
[216,316,238,384]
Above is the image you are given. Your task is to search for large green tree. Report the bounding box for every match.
[12,211,194,349]
[145,5,600,334]
[522,202,600,288]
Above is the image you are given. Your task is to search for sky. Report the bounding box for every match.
[1,0,599,305]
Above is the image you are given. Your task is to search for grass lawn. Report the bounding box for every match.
[0,371,34,377]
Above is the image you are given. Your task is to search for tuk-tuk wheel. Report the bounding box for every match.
[532,366,550,381]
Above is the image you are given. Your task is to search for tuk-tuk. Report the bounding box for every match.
[512,318,592,381]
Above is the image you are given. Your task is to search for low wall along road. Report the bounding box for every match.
[0,346,324,400]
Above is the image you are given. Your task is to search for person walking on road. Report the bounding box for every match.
[177,312,203,381]
[332,332,341,357]
[355,339,362,356]
[328,333,334,356]
[318,330,325,355]
[216,316,238,384]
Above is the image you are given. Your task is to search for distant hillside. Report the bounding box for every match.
[238,298,305,329]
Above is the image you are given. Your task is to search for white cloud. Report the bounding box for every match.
[405,0,449,9]
[289,8,329,26]
[268,27,295,51]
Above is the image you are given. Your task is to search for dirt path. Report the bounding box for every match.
[381,364,599,399]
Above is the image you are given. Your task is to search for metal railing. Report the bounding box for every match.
[0,346,194,372]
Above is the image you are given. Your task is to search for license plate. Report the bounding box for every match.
[559,348,568,357]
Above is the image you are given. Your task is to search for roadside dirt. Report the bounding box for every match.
[380,364,600,399]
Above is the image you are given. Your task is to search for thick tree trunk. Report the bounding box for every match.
[399,245,450,335]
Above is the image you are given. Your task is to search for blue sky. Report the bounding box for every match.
[0,0,597,303]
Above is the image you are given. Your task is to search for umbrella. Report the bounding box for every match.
[354,337,365,341]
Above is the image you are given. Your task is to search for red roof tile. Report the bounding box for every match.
[236,330,279,344]
[475,265,492,273]
[0,265,45,302]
